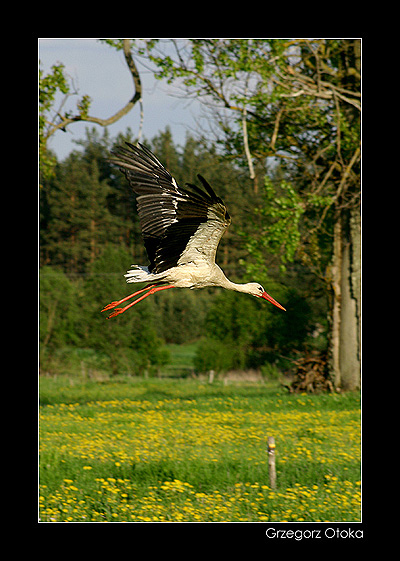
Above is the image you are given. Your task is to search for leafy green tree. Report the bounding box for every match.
[39,39,143,180]
[140,39,361,389]
[40,267,83,362]
[39,63,69,182]
[194,338,235,375]
[83,247,169,376]
[155,288,210,344]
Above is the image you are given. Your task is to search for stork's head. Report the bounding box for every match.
[247,283,286,311]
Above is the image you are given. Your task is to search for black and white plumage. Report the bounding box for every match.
[102,143,285,318]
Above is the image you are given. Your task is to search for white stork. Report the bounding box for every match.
[102,143,286,318]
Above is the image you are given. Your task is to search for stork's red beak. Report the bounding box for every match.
[260,291,286,311]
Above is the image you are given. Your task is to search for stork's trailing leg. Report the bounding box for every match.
[102,284,174,319]
[101,284,157,313]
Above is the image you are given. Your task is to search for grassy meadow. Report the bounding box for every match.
[39,376,361,522]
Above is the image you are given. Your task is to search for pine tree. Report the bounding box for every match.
[41,151,118,273]
[150,127,180,176]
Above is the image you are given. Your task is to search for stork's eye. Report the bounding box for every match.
[258,286,264,293]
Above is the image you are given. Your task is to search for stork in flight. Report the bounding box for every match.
[102,143,286,318]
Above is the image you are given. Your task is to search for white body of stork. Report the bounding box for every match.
[102,143,286,318]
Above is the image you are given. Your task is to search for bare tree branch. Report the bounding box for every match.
[270,108,283,151]
[242,105,255,181]
[44,39,142,142]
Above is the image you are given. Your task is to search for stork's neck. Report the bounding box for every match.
[227,281,255,294]
[211,265,254,295]
[217,272,253,294]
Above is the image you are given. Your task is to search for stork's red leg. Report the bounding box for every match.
[101,284,157,312]
[106,285,175,319]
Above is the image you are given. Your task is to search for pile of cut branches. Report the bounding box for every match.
[283,351,334,393]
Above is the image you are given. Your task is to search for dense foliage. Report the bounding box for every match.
[40,127,327,376]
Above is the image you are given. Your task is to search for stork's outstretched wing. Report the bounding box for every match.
[110,143,231,273]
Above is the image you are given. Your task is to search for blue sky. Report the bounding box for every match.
[39,39,203,160]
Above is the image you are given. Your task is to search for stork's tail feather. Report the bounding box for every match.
[124,265,151,283]
[124,265,166,284]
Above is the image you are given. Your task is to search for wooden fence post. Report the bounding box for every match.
[267,436,277,490]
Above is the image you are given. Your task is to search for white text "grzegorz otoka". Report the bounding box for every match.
[265,527,363,540]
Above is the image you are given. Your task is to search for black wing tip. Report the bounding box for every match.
[184,174,219,202]
[197,174,223,203]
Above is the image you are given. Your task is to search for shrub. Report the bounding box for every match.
[193,338,235,374]
[40,267,83,354]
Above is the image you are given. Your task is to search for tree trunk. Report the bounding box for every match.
[329,208,361,390]
[330,217,342,388]
[350,207,361,373]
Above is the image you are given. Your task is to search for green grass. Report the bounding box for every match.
[39,377,361,522]
[161,342,198,377]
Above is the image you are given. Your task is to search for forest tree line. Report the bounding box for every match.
[40,127,325,377]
